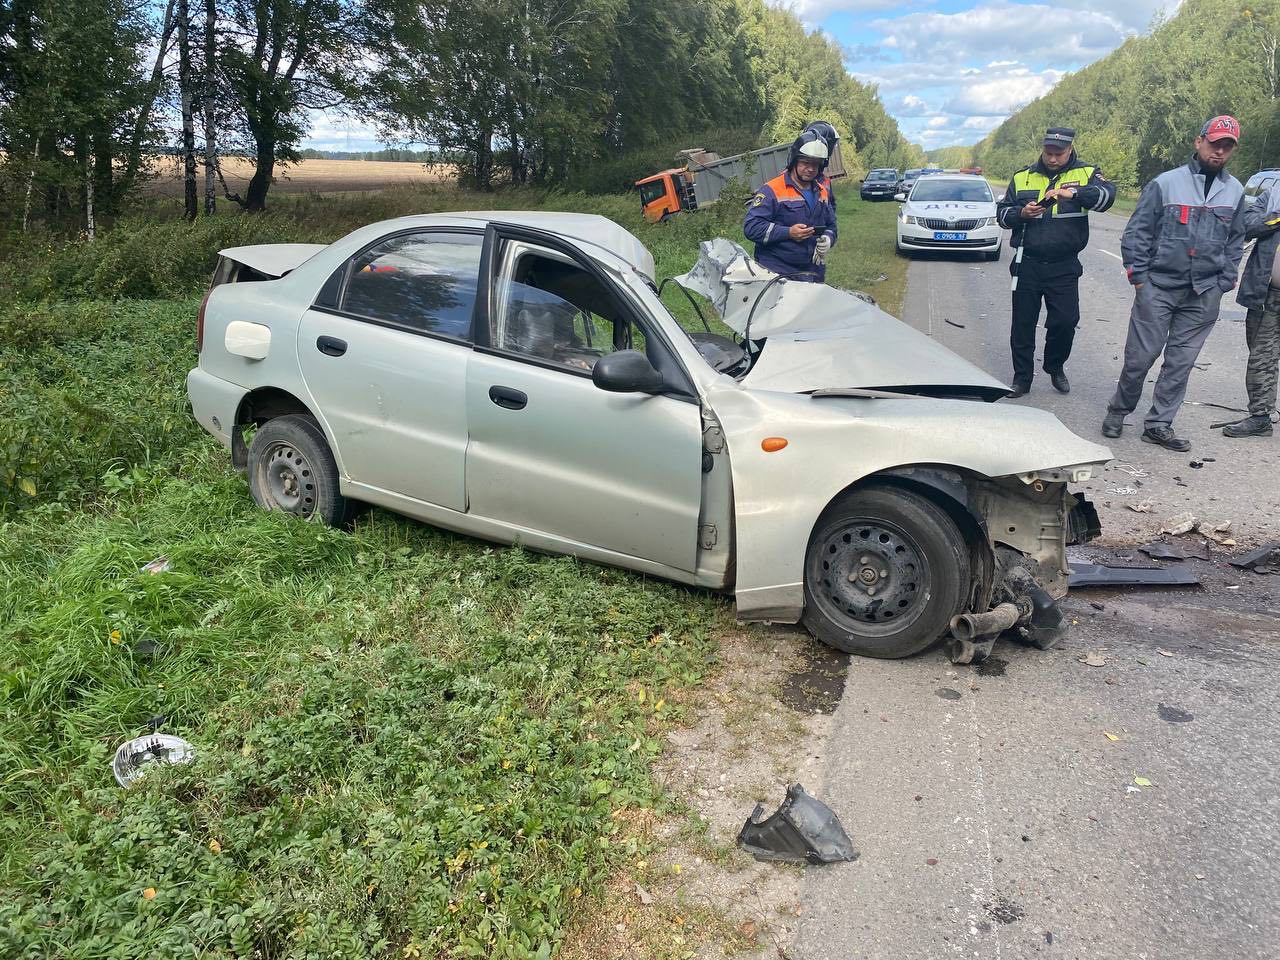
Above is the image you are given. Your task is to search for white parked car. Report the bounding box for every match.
[897,174,1001,260]
[188,216,1110,663]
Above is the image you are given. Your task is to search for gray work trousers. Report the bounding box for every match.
[1243,286,1280,417]
[1107,282,1225,429]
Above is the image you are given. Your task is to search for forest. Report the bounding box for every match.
[934,0,1280,187]
[0,0,925,234]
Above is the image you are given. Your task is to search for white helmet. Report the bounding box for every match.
[789,130,829,169]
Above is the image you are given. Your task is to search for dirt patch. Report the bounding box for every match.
[141,156,453,197]
[561,625,840,959]
[778,640,849,715]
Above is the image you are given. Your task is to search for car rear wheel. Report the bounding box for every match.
[802,486,971,658]
[247,414,350,526]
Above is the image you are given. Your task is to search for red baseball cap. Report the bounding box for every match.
[1200,115,1241,143]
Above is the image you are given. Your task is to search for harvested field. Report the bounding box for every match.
[142,155,454,197]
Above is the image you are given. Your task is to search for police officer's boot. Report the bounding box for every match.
[1222,415,1274,438]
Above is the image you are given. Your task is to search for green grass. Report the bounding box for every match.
[0,182,903,958]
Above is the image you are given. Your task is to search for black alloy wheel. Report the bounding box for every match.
[802,486,971,658]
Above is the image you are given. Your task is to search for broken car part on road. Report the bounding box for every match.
[737,783,859,865]
[1067,563,1202,588]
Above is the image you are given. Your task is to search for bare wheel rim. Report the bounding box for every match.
[808,516,932,638]
[263,440,317,516]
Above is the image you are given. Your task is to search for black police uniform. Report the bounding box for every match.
[995,130,1116,391]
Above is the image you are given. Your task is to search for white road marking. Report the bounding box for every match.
[1100,249,1123,261]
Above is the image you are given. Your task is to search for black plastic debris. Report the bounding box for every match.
[1068,562,1200,588]
[1139,540,1209,561]
[1229,542,1280,572]
[737,783,859,865]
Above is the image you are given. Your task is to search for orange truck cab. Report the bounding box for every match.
[636,168,696,222]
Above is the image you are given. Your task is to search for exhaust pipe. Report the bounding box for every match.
[949,602,1020,642]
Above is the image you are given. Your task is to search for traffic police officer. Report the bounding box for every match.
[743,130,838,283]
[996,128,1116,397]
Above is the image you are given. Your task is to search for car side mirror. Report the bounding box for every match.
[894,193,906,202]
[592,350,664,394]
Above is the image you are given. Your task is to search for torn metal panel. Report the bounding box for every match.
[670,239,1010,396]
[1067,563,1201,588]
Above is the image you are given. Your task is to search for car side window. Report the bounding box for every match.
[340,231,482,339]
[490,246,646,373]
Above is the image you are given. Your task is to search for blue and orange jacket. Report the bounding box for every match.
[743,171,838,279]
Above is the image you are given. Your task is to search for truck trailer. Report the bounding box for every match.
[636,141,847,223]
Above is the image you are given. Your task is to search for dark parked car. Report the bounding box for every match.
[860,168,900,200]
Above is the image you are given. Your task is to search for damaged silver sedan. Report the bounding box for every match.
[188,214,1110,662]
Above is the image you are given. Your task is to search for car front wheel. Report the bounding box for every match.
[802,486,971,658]
[247,414,350,526]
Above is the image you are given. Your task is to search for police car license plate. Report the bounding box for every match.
[933,231,966,241]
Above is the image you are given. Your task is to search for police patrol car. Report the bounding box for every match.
[895,173,1002,260]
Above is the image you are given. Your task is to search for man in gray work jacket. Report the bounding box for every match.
[1221,184,1280,438]
[1103,116,1247,451]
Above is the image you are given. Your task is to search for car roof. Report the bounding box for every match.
[912,173,989,183]
[338,211,656,280]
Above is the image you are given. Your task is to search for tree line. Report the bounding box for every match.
[941,0,1280,188]
[0,0,925,235]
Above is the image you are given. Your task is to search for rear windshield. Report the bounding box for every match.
[911,179,993,203]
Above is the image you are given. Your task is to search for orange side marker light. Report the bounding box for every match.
[761,437,789,453]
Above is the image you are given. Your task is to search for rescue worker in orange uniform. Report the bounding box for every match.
[743,130,838,283]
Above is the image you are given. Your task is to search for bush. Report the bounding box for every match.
[0,300,203,513]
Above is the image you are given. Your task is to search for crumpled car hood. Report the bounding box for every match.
[673,239,1008,396]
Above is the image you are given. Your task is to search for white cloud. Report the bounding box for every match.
[872,3,1131,64]
[898,94,930,115]
[942,68,1064,115]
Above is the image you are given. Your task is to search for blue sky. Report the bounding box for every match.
[302,0,1178,153]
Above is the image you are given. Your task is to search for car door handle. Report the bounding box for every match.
[488,385,528,410]
[316,335,347,357]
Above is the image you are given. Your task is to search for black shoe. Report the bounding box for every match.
[1101,413,1124,438]
[1141,425,1191,452]
[1049,371,1070,394]
[1007,380,1031,399]
[1222,415,1274,438]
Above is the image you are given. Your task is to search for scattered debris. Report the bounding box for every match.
[1158,704,1194,723]
[737,784,859,865]
[1108,486,1138,496]
[140,556,172,575]
[1126,785,1142,794]
[1134,776,1153,787]
[1186,400,1248,413]
[1078,650,1107,667]
[926,857,939,866]
[1157,649,1174,657]
[1196,520,1234,545]
[1159,512,1197,536]
[634,883,654,906]
[112,734,196,787]
[1139,540,1210,561]
[935,687,962,700]
[944,319,966,328]
[1103,732,1120,742]
[1090,601,1105,611]
[1068,563,1201,588]
[1189,460,1203,469]
[1114,463,1148,478]
[1229,541,1280,571]
[1127,500,1154,513]
[984,896,1025,925]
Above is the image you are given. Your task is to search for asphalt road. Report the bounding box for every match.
[784,214,1280,960]
[892,210,1280,545]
